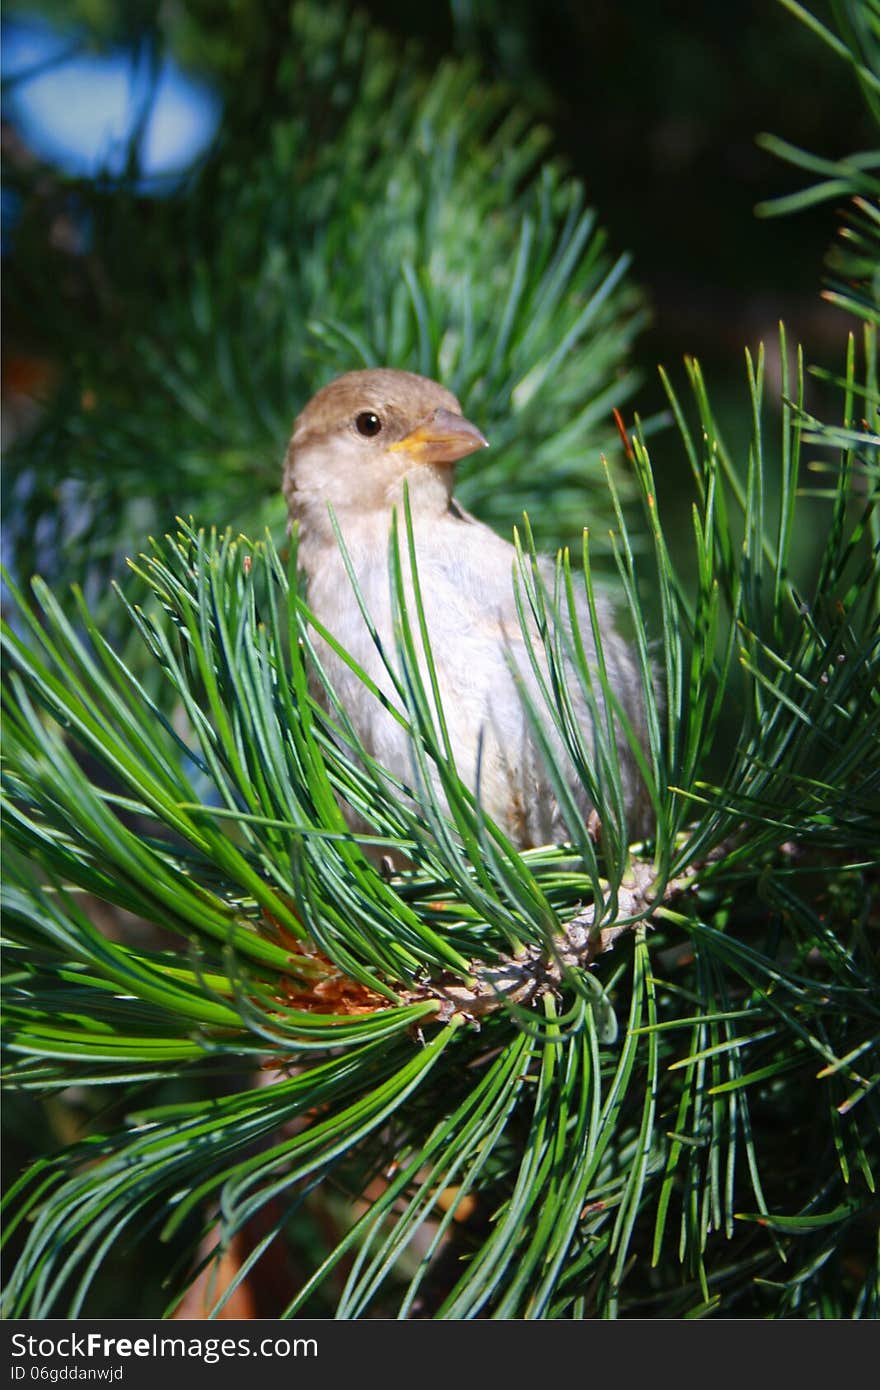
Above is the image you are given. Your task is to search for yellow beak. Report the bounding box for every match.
[390,407,489,466]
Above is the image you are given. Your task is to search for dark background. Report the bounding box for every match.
[365,0,861,371]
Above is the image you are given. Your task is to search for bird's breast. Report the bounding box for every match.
[301,521,537,811]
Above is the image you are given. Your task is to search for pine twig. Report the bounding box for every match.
[415,856,687,1022]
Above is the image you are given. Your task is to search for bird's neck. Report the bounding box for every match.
[289,466,455,566]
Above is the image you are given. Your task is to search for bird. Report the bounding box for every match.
[283,367,652,852]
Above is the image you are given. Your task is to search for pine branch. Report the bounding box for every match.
[3,330,878,1317]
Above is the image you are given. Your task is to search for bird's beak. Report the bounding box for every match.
[390,407,489,466]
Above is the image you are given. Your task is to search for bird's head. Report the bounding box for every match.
[283,368,489,536]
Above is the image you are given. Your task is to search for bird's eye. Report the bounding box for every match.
[355,411,383,437]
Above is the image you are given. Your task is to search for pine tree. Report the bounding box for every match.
[2,0,878,1318]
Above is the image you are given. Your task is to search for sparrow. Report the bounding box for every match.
[283,368,652,852]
